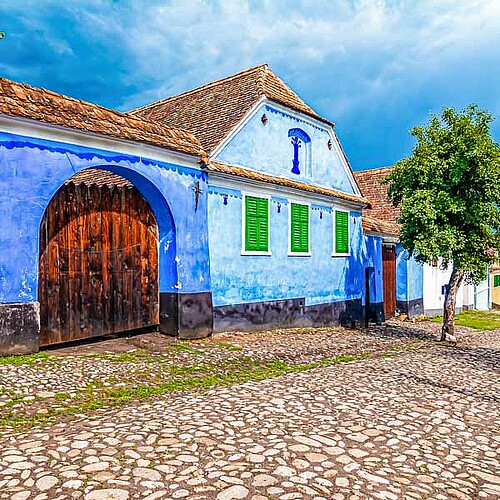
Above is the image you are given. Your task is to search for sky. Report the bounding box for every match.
[0,0,499,170]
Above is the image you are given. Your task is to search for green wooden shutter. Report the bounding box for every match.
[335,210,349,254]
[290,203,309,253]
[494,274,500,287]
[245,196,269,252]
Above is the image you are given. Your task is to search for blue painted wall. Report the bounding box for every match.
[0,132,211,303]
[207,184,365,307]
[396,244,423,303]
[361,235,384,306]
[215,104,357,194]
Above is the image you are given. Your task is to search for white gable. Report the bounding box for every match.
[212,99,361,196]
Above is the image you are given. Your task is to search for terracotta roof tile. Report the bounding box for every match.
[354,166,401,222]
[208,161,369,206]
[0,77,204,157]
[353,166,402,236]
[130,64,332,153]
[362,215,400,236]
[65,168,133,188]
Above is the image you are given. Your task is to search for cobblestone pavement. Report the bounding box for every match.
[0,322,499,499]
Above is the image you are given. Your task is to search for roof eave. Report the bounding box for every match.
[206,161,370,208]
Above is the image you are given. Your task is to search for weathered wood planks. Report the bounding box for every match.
[39,176,159,346]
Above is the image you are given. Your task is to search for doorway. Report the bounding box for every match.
[382,245,396,319]
[38,169,160,346]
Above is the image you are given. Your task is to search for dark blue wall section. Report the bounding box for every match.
[0,132,211,304]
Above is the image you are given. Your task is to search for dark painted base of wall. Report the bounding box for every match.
[0,302,40,355]
[397,298,424,318]
[367,302,385,325]
[214,297,363,333]
[160,292,213,340]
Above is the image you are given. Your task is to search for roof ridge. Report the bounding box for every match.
[355,165,394,174]
[257,64,268,96]
[130,64,269,114]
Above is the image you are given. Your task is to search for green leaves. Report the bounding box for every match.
[385,104,500,283]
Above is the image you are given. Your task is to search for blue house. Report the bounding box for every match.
[132,65,372,333]
[0,65,382,355]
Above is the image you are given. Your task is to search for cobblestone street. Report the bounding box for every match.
[0,322,499,499]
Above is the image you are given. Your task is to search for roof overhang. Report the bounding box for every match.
[205,160,370,209]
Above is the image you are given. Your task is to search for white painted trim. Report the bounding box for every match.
[287,199,311,256]
[332,207,351,257]
[241,191,272,256]
[211,97,267,159]
[0,114,200,170]
[258,99,333,133]
[209,171,364,210]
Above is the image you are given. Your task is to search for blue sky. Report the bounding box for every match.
[1,0,499,170]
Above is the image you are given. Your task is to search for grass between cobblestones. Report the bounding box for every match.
[0,339,431,433]
[429,309,500,330]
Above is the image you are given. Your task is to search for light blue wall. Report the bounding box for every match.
[207,183,364,307]
[396,244,423,302]
[0,132,211,303]
[215,104,357,194]
[361,235,384,305]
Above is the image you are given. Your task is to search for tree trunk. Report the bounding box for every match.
[441,267,466,342]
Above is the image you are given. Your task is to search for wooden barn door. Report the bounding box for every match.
[382,245,396,319]
[39,177,159,346]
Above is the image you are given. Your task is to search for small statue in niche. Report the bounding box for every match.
[288,127,311,176]
[291,136,301,175]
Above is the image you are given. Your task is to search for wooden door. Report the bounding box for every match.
[39,178,159,346]
[382,245,396,319]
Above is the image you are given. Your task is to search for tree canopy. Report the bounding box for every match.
[386,105,500,282]
[385,105,500,339]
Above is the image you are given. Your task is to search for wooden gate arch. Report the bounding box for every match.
[38,169,160,346]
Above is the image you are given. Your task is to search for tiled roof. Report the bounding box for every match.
[354,166,401,232]
[65,168,133,188]
[208,161,370,206]
[362,215,400,236]
[130,64,331,153]
[0,77,204,157]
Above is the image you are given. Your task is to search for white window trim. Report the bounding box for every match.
[287,200,312,257]
[332,207,351,257]
[241,192,272,256]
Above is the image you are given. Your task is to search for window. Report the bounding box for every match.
[333,209,349,255]
[494,274,500,287]
[243,195,270,254]
[290,203,310,255]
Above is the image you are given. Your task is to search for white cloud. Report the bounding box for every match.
[0,0,499,166]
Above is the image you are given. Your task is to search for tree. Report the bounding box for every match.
[385,105,500,341]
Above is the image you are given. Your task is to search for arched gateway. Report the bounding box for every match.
[38,169,160,346]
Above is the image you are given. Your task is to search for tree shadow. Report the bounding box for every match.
[364,323,439,342]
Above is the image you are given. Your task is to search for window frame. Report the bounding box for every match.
[288,200,311,257]
[241,192,272,256]
[332,207,350,257]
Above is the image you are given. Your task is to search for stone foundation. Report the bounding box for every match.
[396,298,424,318]
[213,298,363,333]
[160,292,213,339]
[0,302,40,355]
